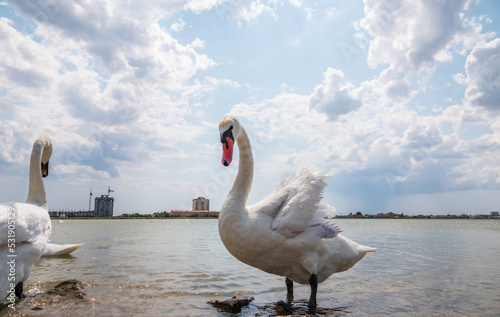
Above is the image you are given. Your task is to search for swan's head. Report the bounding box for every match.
[219,115,241,167]
[36,136,53,178]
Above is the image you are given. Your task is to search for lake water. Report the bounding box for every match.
[1,219,499,316]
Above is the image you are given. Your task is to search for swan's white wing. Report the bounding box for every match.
[250,169,338,239]
[0,203,51,298]
[0,203,51,245]
[270,169,328,238]
[247,175,293,216]
[42,243,84,256]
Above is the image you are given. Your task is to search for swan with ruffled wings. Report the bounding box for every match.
[218,115,376,312]
[0,136,53,299]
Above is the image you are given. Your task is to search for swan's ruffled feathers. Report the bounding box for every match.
[309,222,343,238]
[246,175,293,216]
[249,169,338,239]
[0,203,51,245]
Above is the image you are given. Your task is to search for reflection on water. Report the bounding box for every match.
[1,219,499,316]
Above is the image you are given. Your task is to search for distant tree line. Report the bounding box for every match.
[117,211,218,218]
[336,212,498,219]
[119,211,174,218]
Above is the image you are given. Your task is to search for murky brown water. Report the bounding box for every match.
[1,219,499,316]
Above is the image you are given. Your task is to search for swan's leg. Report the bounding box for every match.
[308,274,318,313]
[15,282,26,298]
[285,277,294,301]
[276,278,295,313]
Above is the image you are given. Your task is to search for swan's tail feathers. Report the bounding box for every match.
[42,243,84,257]
[359,245,377,255]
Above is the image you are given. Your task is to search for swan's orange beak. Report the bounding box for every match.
[222,137,234,167]
[221,126,234,166]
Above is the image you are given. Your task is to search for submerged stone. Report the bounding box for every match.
[208,296,254,313]
[9,279,86,314]
[43,279,86,299]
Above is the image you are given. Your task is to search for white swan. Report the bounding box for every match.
[218,115,376,312]
[23,140,82,258]
[0,136,53,300]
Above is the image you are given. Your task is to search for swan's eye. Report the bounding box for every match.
[221,126,234,144]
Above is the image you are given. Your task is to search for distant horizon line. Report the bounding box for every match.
[47,209,500,219]
[48,209,500,214]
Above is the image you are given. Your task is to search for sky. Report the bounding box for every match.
[0,0,499,216]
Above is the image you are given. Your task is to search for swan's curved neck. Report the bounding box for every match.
[26,142,47,208]
[224,126,254,211]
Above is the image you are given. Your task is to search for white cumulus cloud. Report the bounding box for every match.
[464,38,500,113]
[309,68,362,121]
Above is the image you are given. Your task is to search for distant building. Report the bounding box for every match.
[492,211,499,217]
[193,197,210,211]
[94,195,114,217]
[170,196,219,217]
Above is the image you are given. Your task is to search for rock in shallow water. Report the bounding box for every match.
[8,279,86,314]
[41,279,86,299]
[208,296,254,313]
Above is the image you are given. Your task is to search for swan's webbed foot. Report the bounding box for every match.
[285,277,294,301]
[276,300,294,313]
[308,274,318,313]
[15,282,27,298]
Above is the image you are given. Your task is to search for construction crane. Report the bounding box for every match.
[88,189,93,213]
